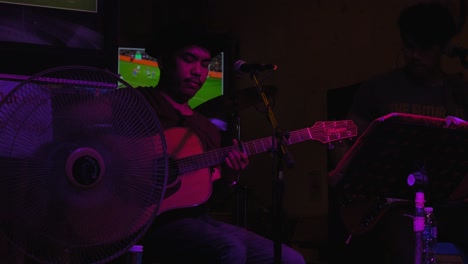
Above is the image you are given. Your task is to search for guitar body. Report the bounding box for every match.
[159,127,213,214]
[339,197,413,236]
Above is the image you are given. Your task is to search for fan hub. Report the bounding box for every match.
[66,147,105,188]
[73,155,101,185]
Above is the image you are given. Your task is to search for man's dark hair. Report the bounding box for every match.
[398,2,457,48]
[145,21,226,60]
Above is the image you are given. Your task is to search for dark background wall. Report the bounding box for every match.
[118,0,468,256]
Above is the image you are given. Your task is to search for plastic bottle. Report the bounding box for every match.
[422,207,437,264]
[414,191,425,264]
[127,244,143,264]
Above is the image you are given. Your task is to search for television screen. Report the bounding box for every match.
[0,0,98,12]
[0,0,101,48]
[0,0,118,76]
[118,47,224,109]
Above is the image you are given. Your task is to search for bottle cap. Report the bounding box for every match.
[128,244,144,252]
[424,207,433,213]
[415,191,425,208]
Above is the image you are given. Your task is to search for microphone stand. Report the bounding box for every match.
[248,71,295,264]
[233,110,247,228]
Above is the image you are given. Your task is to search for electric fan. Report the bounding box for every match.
[0,66,168,263]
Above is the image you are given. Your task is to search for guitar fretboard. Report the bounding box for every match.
[172,120,356,174]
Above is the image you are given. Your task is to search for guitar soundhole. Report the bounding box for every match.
[164,162,181,198]
[166,165,180,188]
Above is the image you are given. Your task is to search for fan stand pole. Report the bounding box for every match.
[247,71,295,264]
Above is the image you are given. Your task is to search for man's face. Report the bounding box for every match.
[167,45,212,102]
[402,38,444,78]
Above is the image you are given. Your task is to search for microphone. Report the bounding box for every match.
[234,60,278,73]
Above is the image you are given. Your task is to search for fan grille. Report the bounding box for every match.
[0,66,168,263]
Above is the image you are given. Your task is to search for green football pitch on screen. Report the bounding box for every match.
[118,50,223,109]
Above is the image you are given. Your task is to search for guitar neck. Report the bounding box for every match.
[176,130,303,174]
[242,128,313,156]
[176,120,356,174]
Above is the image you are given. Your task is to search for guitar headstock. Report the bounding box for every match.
[309,120,358,144]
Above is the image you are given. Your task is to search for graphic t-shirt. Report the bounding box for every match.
[350,68,468,134]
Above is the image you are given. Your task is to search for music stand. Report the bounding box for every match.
[329,112,468,205]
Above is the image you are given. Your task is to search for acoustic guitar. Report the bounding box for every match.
[159,120,357,214]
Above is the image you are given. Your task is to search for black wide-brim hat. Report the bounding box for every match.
[145,22,228,59]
